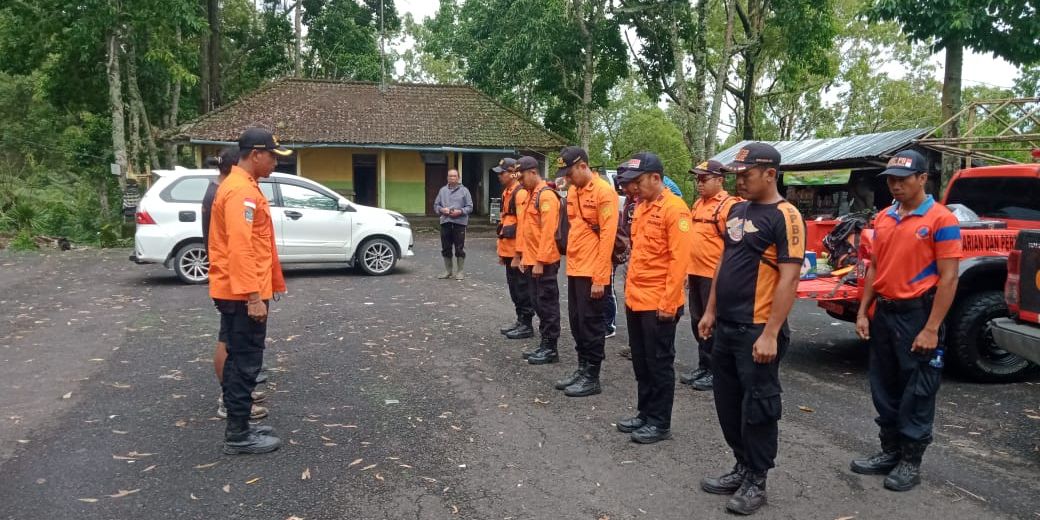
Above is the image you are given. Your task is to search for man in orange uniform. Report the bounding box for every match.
[615,152,692,444]
[681,159,740,391]
[552,147,619,396]
[495,158,534,339]
[512,156,562,364]
[209,128,289,455]
[698,142,804,515]
[850,150,961,492]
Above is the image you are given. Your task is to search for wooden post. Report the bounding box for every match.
[378,149,386,208]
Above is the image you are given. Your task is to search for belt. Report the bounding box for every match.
[877,288,936,313]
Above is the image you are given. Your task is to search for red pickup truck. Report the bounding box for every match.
[799,164,1040,383]
[992,229,1040,366]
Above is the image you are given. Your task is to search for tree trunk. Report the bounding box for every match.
[207,0,221,109]
[294,0,303,77]
[125,37,161,171]
[105,29,126,214]
[705,0,735,157]
[669,16,699,159]
[940,38,964,183]
[199,0,211,114]
[128,93,143,177]
[163,27,183,167]
[741,54,757,140]
[688,0,709,162]
[573,0,596,151]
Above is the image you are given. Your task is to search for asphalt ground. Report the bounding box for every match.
[1,231,1038,520]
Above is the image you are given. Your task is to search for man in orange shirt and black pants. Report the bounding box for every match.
[495,158,535,339]
[511,156,562,364]
[699,143,804,515]
[615,152,692,444]
[850,150,961,492]
[209,128,290,455]
[552,147,619,396]
[681,159,739,391]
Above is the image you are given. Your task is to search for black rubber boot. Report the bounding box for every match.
[223,417,281,455]
[851,429,901,475]
[884,440,927,492]
[564,362,602,397]
[701,463,748,495]
[527,338,559,365]
[555,361,587,390]
[726,471,768,515]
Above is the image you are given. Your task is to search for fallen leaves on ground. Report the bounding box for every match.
[222,484,231,493]
[107,489,140,498]
[301,468,311,480]
[62,392,72,399]
[245,477,261,484]
[348,458,364,468]
[798,406,815,413]
[77,498,98,503]
[194,462,219,469]
[360,464,377,471]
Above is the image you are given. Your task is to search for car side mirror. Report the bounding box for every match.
[338,200,355,212]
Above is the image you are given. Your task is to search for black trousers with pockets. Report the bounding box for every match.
[527,262,561,340]
[440,223,467,258]
[626,309,681,430]
[214,299,268,421]
[503,256,534,322]
[687,275,715,370]
[869,303,942,443]
[712,320,788,473]
[568,276,607,364]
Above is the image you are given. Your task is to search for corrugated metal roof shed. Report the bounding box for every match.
[711,128,931,171]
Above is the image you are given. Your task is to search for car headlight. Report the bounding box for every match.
[390,212,410,227]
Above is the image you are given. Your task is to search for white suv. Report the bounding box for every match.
[131,167,414,284]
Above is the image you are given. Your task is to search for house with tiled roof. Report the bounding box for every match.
[171,78,568,215]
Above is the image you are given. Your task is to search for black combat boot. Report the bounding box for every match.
[679,367,707,385]
[726,471,767,515]
[851,429,901,475]
[500,319,523,335]
[527,337,559,365]
[505,318,534,340]
[223,417,281,455]
[701,463,748,494]
[884,439,927,492]
[630,424,671,444]
[555,361,587,390]
[564,362,602,397]
[616,416,646,433]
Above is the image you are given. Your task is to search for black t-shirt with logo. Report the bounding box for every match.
[715,200,806,325]
[202,180,219,251]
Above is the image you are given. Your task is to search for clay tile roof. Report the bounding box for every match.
[172,78,568,151]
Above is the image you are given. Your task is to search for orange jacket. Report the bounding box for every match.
[626,191,693,314]
[519,180,561,266]
[496,181,528,258]
[566,176,619,285]
[687,190,740,277]
[208,166,286,300]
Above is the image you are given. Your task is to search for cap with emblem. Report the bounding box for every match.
[555,146,589,176]
[238,127,293,156]
[492,157,518,174]
[879,149,928,177]
[721,142,779,173]
[616,152,664,183]
[689,159,725,176]
[517,156,540,173]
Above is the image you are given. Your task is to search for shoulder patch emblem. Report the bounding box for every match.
[245,208,255,222]
[541,201,550,213]
[678,219,690,232]
[600,206,612,217]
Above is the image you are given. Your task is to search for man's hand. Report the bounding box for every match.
[657,310,675,322]
[247,298,267,323]
[912,326,939,353]
[511,256,522,269]
[497,257,505,266]
[698,311,716,340]
[450,209,462,217]
[591,284,605,299]
[753,332,778,364]
[855,314,871,341]
[532,263,544,278]
[441,207,451,216]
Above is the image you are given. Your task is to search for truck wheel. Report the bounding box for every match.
[948,290,1039,383]
[174,242,209,284]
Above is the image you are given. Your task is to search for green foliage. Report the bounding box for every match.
[303,0,400,80]
[9,229,37,251]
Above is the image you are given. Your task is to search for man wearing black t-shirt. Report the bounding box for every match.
[697,143,805,516]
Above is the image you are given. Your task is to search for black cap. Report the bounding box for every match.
[238,127,292,156]
[879,150,927,177]
[616,152,664,183]
[555,146,589,176]
[517,156,540,172]
[690,159,725,176]
[722,142,780,173]
[492,157,518,174]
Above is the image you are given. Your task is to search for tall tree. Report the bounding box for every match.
[302,0,400,81]
[868,0,1040,176]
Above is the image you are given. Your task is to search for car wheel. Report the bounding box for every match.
[948,290,1039,383]
[174,242,209,284]
[356,238,397,276]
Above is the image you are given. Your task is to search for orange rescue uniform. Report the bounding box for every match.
[687,190,740,278]
[497,181,529,258]
[518,180,562,266]
[566,176,619,285]
[208,165,286,300]
[626,191,693,314]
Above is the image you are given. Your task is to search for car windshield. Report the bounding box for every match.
[945,177,1040,222]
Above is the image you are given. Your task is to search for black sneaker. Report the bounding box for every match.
[680,368,708,385]
[691,372,714,391]
[616,416,646,433]
[505,324,534,340]
[630,424,671,444]
[223,430,282,455]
